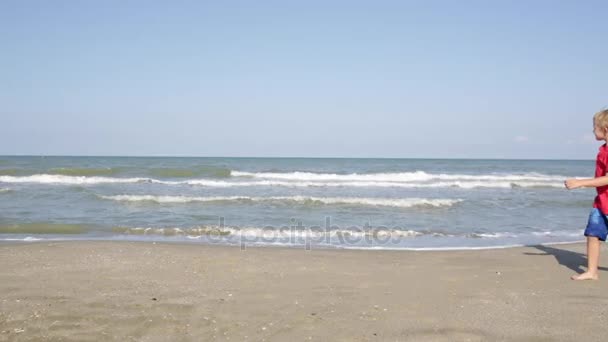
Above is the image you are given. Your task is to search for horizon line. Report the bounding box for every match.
[0,154,594,162]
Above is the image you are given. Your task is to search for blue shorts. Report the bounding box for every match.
[585,208,608,241]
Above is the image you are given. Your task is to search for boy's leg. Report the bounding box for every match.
[571,236,600,280]
[574,208,606,280]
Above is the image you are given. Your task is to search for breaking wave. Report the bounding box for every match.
[98,194,463,208]
[0,171,570,189]
[231,170,567,182]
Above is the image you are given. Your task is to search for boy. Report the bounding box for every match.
[565,109,608,280]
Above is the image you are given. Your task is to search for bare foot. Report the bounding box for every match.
[571,272,599,280]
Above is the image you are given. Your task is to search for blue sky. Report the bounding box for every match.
[1,0,606,159]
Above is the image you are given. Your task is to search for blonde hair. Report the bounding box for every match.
[594,109,608,129]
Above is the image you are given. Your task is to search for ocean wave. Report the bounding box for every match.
[0,174,152,185]
[231,170,569,182]
[467,230,582,239]
[0,237,43,241]
[338,240,586,251]
[111,226,582,241]
[0,224,584,250]
[112,226,426,239]
[98,195,463,208]
[0,188,10,193]
[179,179,565,189]
[0,173,569,188]
[468,232,518,239]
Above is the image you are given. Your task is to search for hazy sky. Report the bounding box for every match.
[1,0,606,159]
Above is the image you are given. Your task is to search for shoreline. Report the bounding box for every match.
[0,235,588,252]
[1,240,606,341]
[0,237,588,249]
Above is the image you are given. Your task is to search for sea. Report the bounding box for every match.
[0,156,596,250]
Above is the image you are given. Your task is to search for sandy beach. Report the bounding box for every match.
[0,241,607,341]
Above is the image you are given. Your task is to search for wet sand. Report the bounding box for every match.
[0,241,607,341]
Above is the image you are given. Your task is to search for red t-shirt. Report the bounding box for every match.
[593,143,608,213]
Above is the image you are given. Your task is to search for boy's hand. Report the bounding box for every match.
[565,179,583,190]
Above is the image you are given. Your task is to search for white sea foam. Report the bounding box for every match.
[0,172,572,188]
[226,170,570,188]
[468,232,518,238]
[171,179,565,189]
[0,236,43,241]
[99,195,463,208]
[0,174,151,185]
[531,230,582,238]
[112,226,583,244]
[114,226,426,239]
[231,170,568,182]
[183,179,565,188]
[182,179,564,189]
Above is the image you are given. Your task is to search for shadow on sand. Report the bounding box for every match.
[525,244,608,274]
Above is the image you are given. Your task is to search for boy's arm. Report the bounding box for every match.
[565,176,608,189]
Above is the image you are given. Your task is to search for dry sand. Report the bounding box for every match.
[1,241,607,341]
